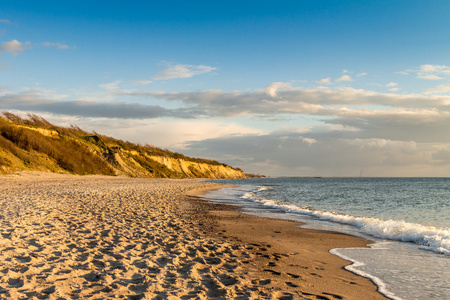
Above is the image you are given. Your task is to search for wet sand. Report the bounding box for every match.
[0,173,386,299]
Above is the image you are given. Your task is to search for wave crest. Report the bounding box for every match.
[242,188,450,255]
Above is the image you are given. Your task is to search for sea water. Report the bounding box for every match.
[203,177,450,300]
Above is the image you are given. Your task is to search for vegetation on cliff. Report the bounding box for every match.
[0,112,246,179]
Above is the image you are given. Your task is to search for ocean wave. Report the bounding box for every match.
[241,188,450,256]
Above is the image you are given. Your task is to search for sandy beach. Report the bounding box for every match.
[0,173,386,299]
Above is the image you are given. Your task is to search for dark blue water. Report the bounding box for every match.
[204,177,450,300]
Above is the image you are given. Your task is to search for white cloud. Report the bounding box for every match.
[266,82,291,97]
[72,118,266,149]
[401,64,450,80]
[419,64,450,73]
[131,80,152,85]
[0,40,72,55]
[5,84,450,145]
[335,74,353,82]
[0,91,173,119]
[356,72,368,77]
[76,96,110,102]
[423,84,450,95]
[154,121,265,149]
[99,81,121,91]
[25,87,69,100]
[0,19,11,24]
[386,83,399,92]
[316,77,332,85]
[346,138,417,150]
[418,74,443,80]
[0,40,31,55]
[183,132,449,177]
[152,63,216,80]
[41,42,71,50]
[301,137,317,145]
[118,85,450,119]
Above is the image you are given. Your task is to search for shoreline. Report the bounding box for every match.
[0,173,386,299]
[188,186,388,300]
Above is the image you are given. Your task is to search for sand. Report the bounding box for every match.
[0,173,386,299]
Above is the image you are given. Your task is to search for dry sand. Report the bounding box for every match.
[0,173,386,299]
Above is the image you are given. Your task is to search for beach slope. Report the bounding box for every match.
[0,173,385,299]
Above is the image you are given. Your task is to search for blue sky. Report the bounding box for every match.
[2,0,450,176]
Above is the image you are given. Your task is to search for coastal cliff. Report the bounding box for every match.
[148,156,244,179]
[0,112,246,179]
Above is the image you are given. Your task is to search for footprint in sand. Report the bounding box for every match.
[83,271,103,282]
[217,274,238,286]
[263,269,282,276]
[258,279,271,285]
[309,272,323,278]
[285,281,299,288]
[267,262,277,267]
[323,292,344,299]
[8,277,24,288]
[286,272,301,279]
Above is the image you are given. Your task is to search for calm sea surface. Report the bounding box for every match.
[204,177,450,300]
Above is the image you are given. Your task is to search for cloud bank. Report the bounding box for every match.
[4,82,450,176]
[401,64,450,80]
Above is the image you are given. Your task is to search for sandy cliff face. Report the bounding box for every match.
[0,113,247,179]
[148,156,246,179]
[100,149,246,179]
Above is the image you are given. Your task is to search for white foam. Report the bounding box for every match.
[241,189,450,256]
[330,248,403,300]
